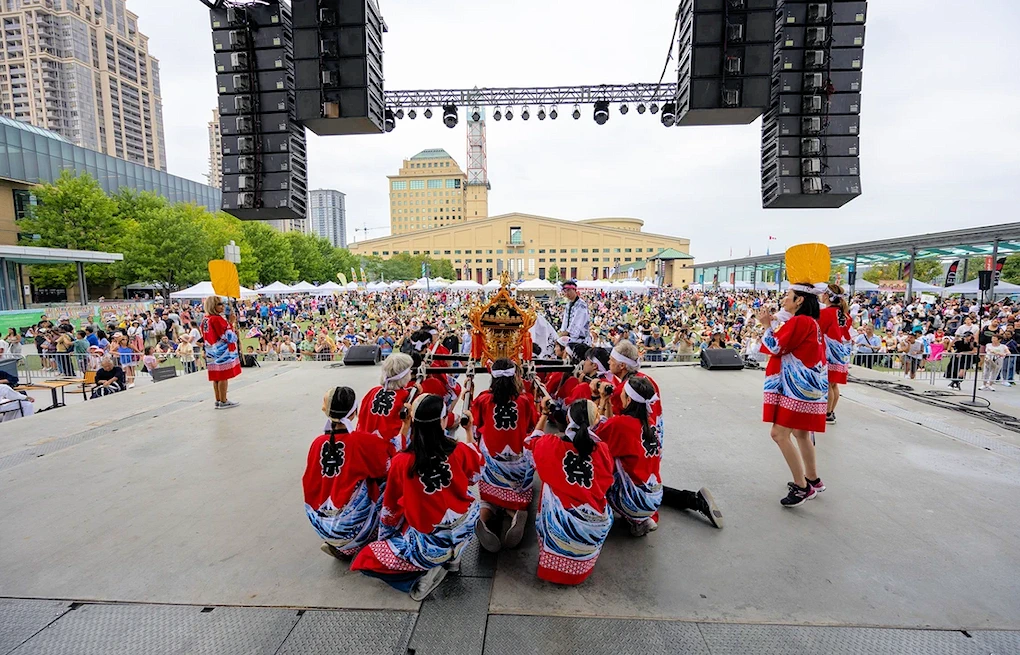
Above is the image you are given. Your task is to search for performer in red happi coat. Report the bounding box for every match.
[527,399,614,585]
[358,353,414,450]
[818,284,852,424]
[351,394,482,601]
[469,359,538,552]
[304,387,395,559]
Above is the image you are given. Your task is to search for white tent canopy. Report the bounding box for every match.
[449,279,482,291]
[516,278,557,291]
[169,281,258,299]
[909,280,944,292]
[853,279,880,291]
[483,278,504,290]
[258,281,294,295]
[943,278,1020,295]
[290,281,318,292]
[314,281,343,293]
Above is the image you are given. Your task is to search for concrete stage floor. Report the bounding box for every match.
[1,361,1019,654]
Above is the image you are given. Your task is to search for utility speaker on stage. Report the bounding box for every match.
[700,348,744,370]
[344,345,380,365]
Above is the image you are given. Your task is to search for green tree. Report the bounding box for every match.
[241,221,296,284]
[118,203,213,298]
[201,211,258,287]
[862,260,943,284]
[1000,254,1020,285]
[19,171,123,290]
[427,257,455,280]
[547,264,561,283]
[286,231,329,282]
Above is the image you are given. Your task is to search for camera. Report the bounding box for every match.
[598,382,615,397]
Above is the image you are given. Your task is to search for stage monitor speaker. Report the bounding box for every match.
[700,348,744,370]
[344,345,380,365]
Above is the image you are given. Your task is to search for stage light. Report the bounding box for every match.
[660,102,676,127]
[408,109,416,119]
[384,109,395,132]
[637,103,646,114]
[505,107,513,121]
[470,106,481,122]
[572,105,581,120]
[443,104,458,128]
[537,107,546,120]
[521,106,530,121]
[549,107,558,119]
[620,103,629,115]
[650,103,659,114]
[593,100,609,125]
[424,108,433,119]
[493,108,502,121]
[394,108,404,119]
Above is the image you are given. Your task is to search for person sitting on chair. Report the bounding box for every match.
[92,356,127,398]
[0,383,34,421]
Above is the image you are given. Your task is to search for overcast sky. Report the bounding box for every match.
[142,0,1020,262]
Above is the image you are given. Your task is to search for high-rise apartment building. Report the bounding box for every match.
[388,148,488,236]
[307,189,346,248]
[0,0,166,170]
[207,107,221,188]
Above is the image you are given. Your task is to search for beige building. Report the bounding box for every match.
[208,107,222,188]
[0,0,166,170]
[388,148,489,235]
[350,212,695,287]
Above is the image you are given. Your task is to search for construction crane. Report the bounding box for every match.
[353,223,388,243]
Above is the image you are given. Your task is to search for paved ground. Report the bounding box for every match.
[1,361,1019,654]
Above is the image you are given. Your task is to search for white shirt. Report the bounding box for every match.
[0,339,8,356]
[985,344,1009,360]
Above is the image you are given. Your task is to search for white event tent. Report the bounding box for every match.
[170,281,258,299]
[258,281,294,295]
[943,278,1020,296]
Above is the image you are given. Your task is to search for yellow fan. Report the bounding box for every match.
[785,243,830,284]
[209,259,240,299]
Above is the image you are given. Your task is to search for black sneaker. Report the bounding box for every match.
[781,482,816,508]
[696,487,724,529]
[825,412,836,424]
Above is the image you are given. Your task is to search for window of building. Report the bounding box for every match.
[581,258,588,263]
[538,249,546,254]
[539,258,545,263]
[615,248,621,253]
[382,251,389,255]
[625,258,632,262]
[454,250,461,254]
[581,248,589,253]
[413,250,420,255]
[391,180,407,190]
[559,249,567,254]
[496,249,503,254]
[13,189,36,220]
[625,248,632,253]
[508,226,523,245]
[371,251,379,256]
[410,180,425,190]
[570,258,577,263]
[539,268,546,280]
[427,179,442,189]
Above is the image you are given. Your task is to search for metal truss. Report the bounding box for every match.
[383,83,678,108]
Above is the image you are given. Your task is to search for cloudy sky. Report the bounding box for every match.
[143,0,1020,261]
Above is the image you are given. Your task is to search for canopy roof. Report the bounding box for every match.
[943,278,1020,295]
[258,281,293,295]
[169,281,257,299]
[694,222,1020,272]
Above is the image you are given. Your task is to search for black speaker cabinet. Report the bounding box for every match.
[700,348,744,370]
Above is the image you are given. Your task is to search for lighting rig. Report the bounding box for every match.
[202,0,866,220]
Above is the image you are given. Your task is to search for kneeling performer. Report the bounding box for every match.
[303,387,395,560]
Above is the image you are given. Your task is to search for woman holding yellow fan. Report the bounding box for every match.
[753,244,830,508]
[206,260,243,409]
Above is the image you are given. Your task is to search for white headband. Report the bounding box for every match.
[411,338,430,350]
[337,406,358,433]
[564,419,598,443]
[491,366,516,378]
[623,379,658,405]
[556,335,570,347]
[384,367,412,384]
[789,283,829,296]
[611,347,640,369]
[587,355,607,374]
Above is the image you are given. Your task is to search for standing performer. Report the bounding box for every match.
[559,280,592,347]
[818,284,851,423]
[304,387,395,560]
[351,394,481,601]
[201,295,241,409]
[596,375,663,536]
[470,359,538,552]
[358,353,414,450]
[756,243,830,508]
[527,399,614,585]
[607,340,722,528]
